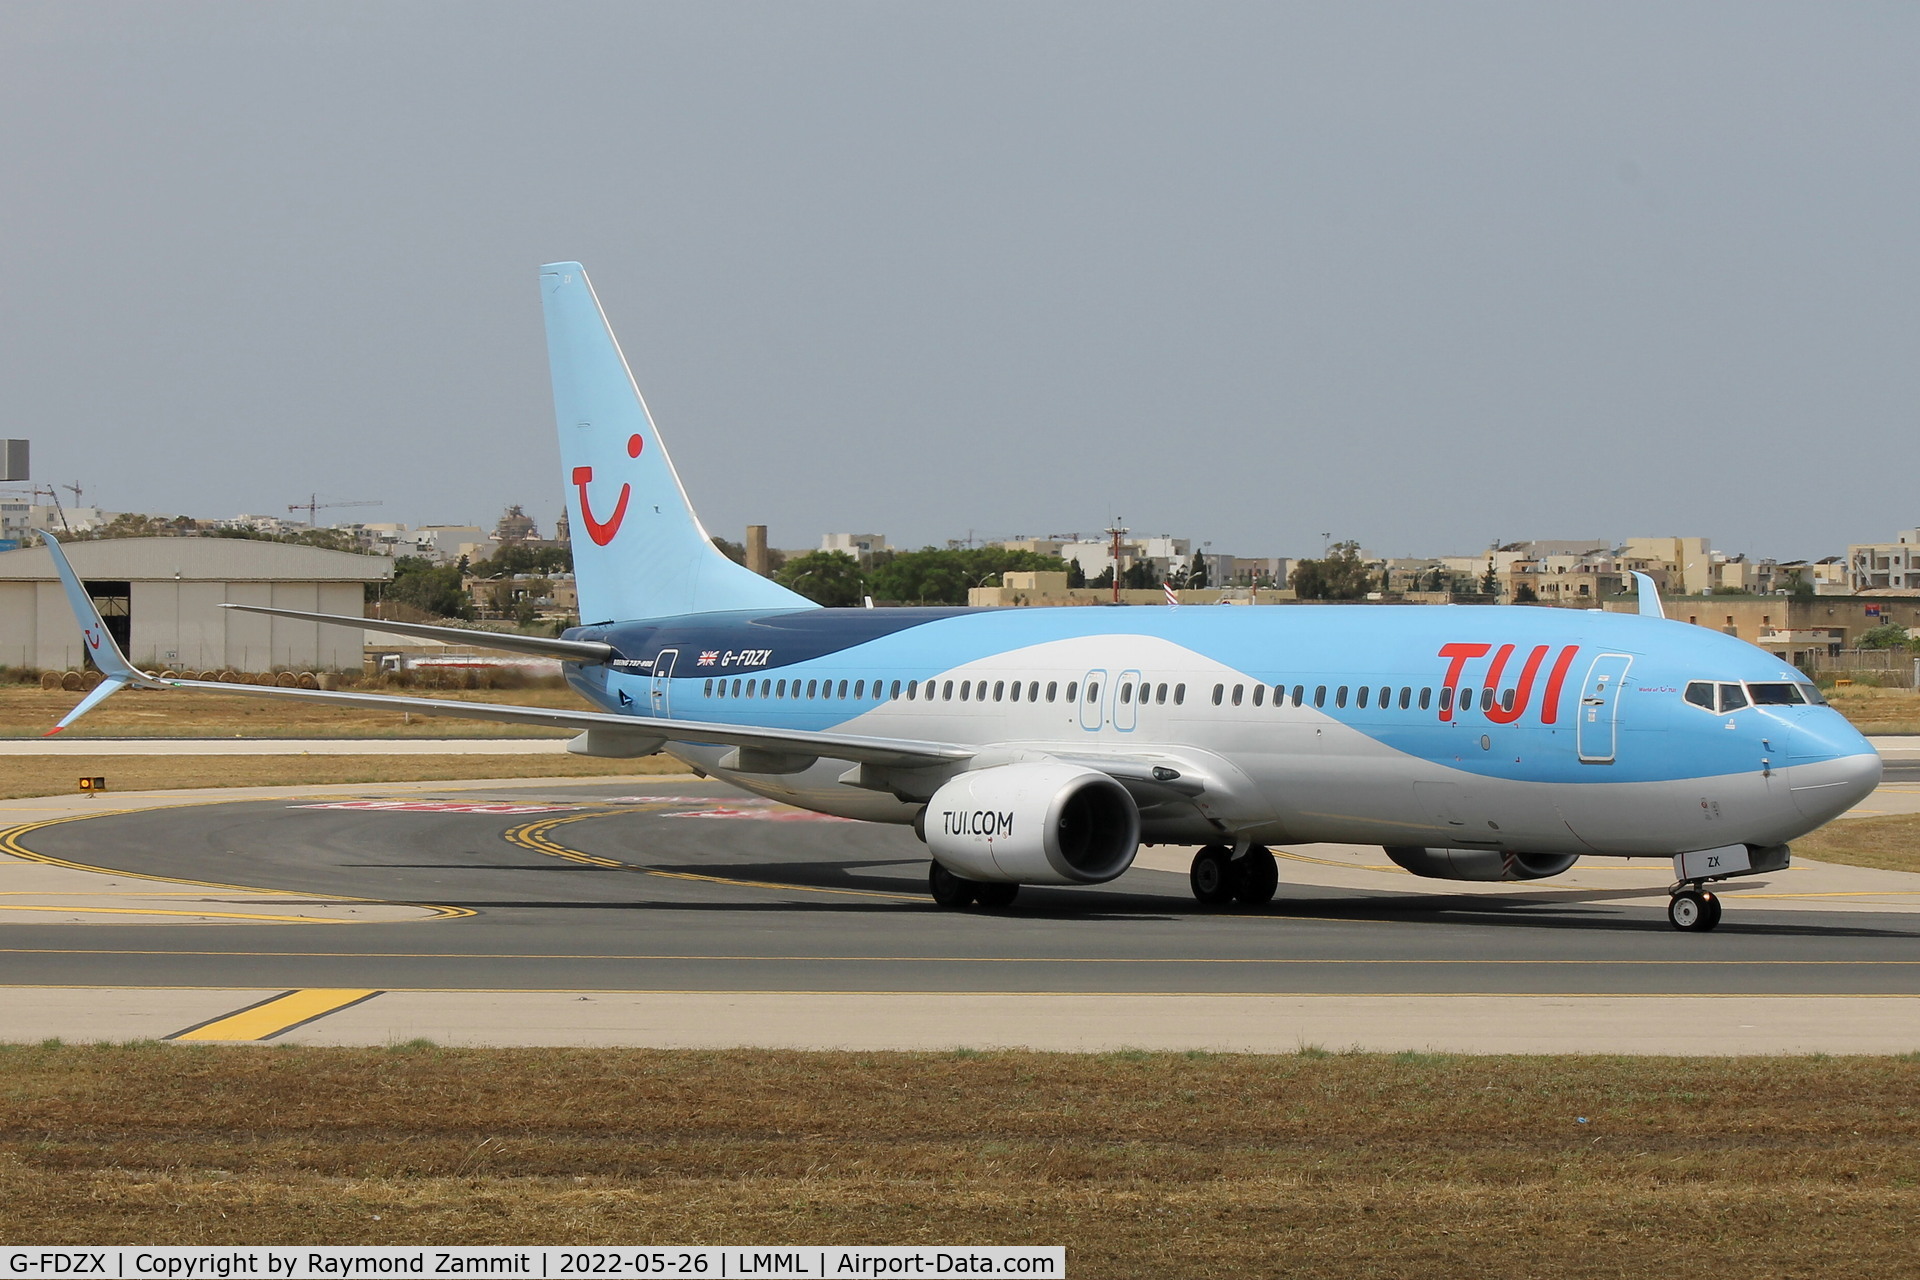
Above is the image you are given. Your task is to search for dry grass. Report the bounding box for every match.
[0,685,580,740]
[0,754,686,801]
[2,1044,1917,1274]
[1822,685,1920,736]
[1798,812,1920,874]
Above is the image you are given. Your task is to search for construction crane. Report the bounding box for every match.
[288,495,382,526]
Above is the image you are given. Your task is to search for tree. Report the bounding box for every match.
[1188,555,1210,590]
[1857,622,1915,651]
[775,550,866,607]
[866,547,1071,605]
[475,543,572,576]
[711,536,746,565]
[380,556,476,620]
[1066,560,1087,589]
[1481,561,1499,596]
[1122,559,1161,590]
[1514,582,1539,603]
[1290,541,1372,601]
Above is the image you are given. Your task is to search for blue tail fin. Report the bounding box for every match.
[540,262,813,623]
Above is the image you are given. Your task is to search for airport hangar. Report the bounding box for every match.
[0,537,391,673]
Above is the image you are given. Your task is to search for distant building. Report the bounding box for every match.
[1620,537,1713,596]
[1848,529,1920,593]
[821,533,891,561]
[0,537,391,672]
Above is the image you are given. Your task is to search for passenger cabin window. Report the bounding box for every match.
[1119,682,1132,704]
[1252,685,1265,706]
[1231,684,1244,706]
[1047,681,1059,702]
[1086,682,1099,702]
[891,680,902,699]
[1399,687,1411,710]
[1419,687,1432,710]
[1065,682,1077,702]
[1009,681,1021,702]
[959,681,970,701]
[995,680,1006,701]
[1501,688,1516,712]
[1292,685,1304,707]
[1439,687,1453,712]
[943,680,954,700]
[1379,686,1390,707]
[1156,683,1168,704]
[1031,681,1042,702]
[704,679,714,696]
[1212,683,1224,706]
[1314,685,1327,708]
[807,679,819,698]
[1173,683,1185,705]
[1357,686,1370,709]
[1335,686,1348,708]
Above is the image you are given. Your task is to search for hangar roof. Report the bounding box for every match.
[0,537,393,582]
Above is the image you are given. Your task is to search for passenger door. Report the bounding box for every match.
[650,649,678,718]
[1079,668,1108,732]
[1575,653,1633,764]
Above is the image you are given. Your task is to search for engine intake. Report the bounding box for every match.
[1384,846,1579,882]
[922,763,1140,885]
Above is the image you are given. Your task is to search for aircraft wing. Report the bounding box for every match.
[220,603,615,663]
[142,676,972,771]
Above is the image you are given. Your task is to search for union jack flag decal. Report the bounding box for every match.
[697,650,720,665]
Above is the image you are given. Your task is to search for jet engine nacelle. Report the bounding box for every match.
[921,763,1140,885]
[1384,846,1580,882]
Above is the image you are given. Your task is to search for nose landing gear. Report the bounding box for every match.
[1667,887,1723,932]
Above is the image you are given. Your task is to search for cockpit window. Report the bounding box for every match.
[1718,683,1750,713]
[1684,682,1714,711]
[1747,682,1807,706]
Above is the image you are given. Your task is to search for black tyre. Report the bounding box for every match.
[1701,892,1722,931]
[974,882,1021,909]
[1233,845,1279,905]
[929,862,976,908]
[1190,845,1236,905]
[1667,889,1715,932]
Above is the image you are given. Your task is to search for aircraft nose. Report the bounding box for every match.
[1783,715,1882,822]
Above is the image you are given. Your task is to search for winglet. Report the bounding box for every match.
[42,533,166,733]
[1632,571,1666,619]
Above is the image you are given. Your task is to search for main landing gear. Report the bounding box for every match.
[1190,844,1279,906]
[1667,887,1723,932]
[928,862,1020,910]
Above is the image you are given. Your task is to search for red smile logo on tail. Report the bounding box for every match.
[573,434,644,546]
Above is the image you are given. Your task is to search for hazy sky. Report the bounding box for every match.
[2,3,1915,561]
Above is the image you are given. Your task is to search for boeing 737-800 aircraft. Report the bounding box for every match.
[45,262,1881,931]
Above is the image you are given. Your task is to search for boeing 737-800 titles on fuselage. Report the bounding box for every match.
[44,263,1882,931]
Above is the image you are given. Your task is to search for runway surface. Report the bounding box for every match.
[3,771,1920,1052]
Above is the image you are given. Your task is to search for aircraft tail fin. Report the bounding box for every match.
[41,533,167,735]
[540,263,813,623]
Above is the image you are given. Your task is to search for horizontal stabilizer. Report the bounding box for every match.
[221,604,614,663]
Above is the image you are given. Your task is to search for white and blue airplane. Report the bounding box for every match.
[45,262,1882,931]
